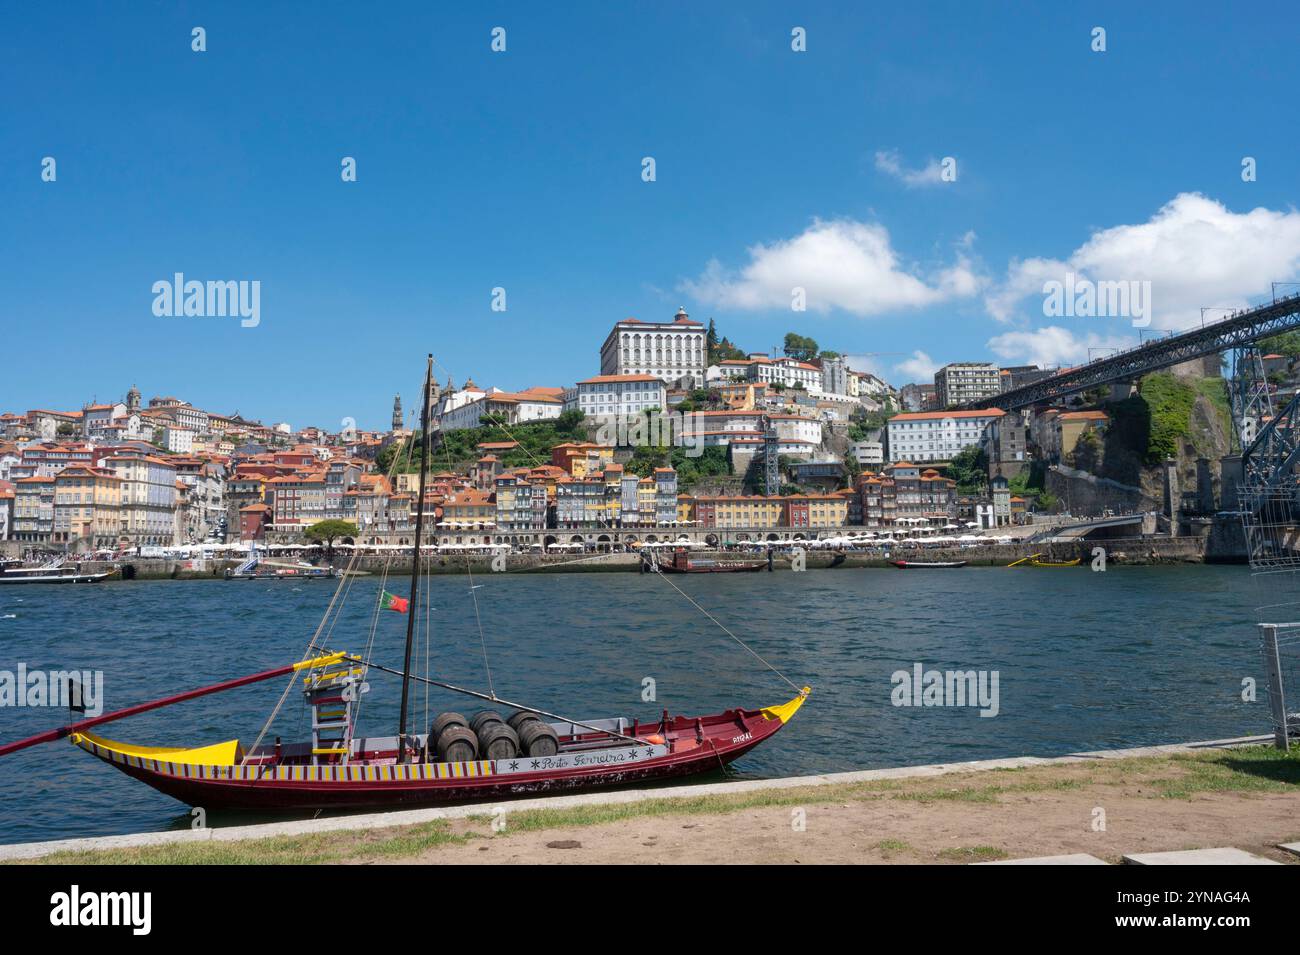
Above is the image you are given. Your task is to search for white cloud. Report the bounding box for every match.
[986,193,1300,329]
[985,326,1135,369]
[681,218,982,317]
[893,349,940,382]
[874,150,947,188]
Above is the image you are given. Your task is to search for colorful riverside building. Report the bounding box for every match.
[52,466,123,548]
[102,452,181,547]
[856,463,958,528]
[682,493,848,529]
[552,464,678,529]
[12,475,55,542]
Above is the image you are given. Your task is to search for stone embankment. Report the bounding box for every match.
[71,535,1213,581]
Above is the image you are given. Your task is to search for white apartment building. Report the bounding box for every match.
[933,362,1001,408]
[104,453,180,546]
[599,308,707,389]
[164,427,195,453]
[821,356,849,396]
[849,440,885,466]
[717,354,823,392]
[573,374,667,417]
[438,387,563,431]
[768,413,823,446]
[886,408,1006,463]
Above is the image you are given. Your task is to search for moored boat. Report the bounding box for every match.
[0,558,115,585]
[1006,553,1081,568]
[890,559,967,569]
[648,547,768,574]
[0,355,810,813]
[224,545,337,579]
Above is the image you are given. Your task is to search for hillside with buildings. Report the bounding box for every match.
[7,307,1251,555]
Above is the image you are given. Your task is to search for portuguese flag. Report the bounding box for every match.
[381,590,409,613]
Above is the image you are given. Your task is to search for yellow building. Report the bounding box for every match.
[440,488,496,528]
[53,466,122,547]
[551,442,614,478]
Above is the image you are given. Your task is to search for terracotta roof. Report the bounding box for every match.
[1058,410,1109,421]
[578,374,666,385]
[890,409,1005,421]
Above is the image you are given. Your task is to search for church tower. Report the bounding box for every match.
[391,394,403,431]
[126,384,141,413]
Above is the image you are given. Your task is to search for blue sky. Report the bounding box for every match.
[4,1,1300,430]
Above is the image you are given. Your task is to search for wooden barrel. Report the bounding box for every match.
[469,710,505,735]
[430,712,468,742]
[519,720,559,757]
[478,722,520,760]
[435,725,479,762]
[506,710,542,733]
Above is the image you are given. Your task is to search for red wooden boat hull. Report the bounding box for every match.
[657,561,767,574]
[69,691,809,811]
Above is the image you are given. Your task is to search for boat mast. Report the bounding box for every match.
[397,354,433,763]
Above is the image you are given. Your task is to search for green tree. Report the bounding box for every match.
[305,519,359,555]
[945,445,988,494]
[783,332,819,362]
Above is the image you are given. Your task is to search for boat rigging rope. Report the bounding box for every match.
[241,544,361,766]
[354,428,420,738]
[429,355,803,698]
[242,420,414,766]
[647,561,803,694]
[432,356,499,701]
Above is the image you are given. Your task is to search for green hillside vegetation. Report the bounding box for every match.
[1106,372,1231,467]
[625,445,731,487]
[378,410,588,473]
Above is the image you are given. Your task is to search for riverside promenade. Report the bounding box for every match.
[5,734,1295,865]
[74,535,1213,580]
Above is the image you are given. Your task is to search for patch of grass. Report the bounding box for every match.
[489,783,897,835]
[938,845,1007,862]
[874,839,910,853]
[895,777,1085,805]
[1152,748,1300,799]
[27,820,470,866]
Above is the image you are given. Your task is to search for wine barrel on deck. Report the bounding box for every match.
[435,725,479,762]
[518,720,559,757]
[469,710,504,735]
[431,712,468,741]
[478,722,519,760]
[507,710,542,733]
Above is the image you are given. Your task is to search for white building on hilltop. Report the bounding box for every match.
[600,308,706,389]
[571,374,667,417]
[886,408,1006,463]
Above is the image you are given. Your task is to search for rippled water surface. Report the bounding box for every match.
[0,566,1261,845]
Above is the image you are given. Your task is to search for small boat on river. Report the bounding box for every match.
[0,558,114,585]
[224,545,337,580]
[648,547,768,574]
[891,559,967,569]
[1006,553,1081,568]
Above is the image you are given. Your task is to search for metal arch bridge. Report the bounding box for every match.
[966,291,1300,412]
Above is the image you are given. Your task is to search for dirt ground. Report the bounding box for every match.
[371,761,1300,865]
